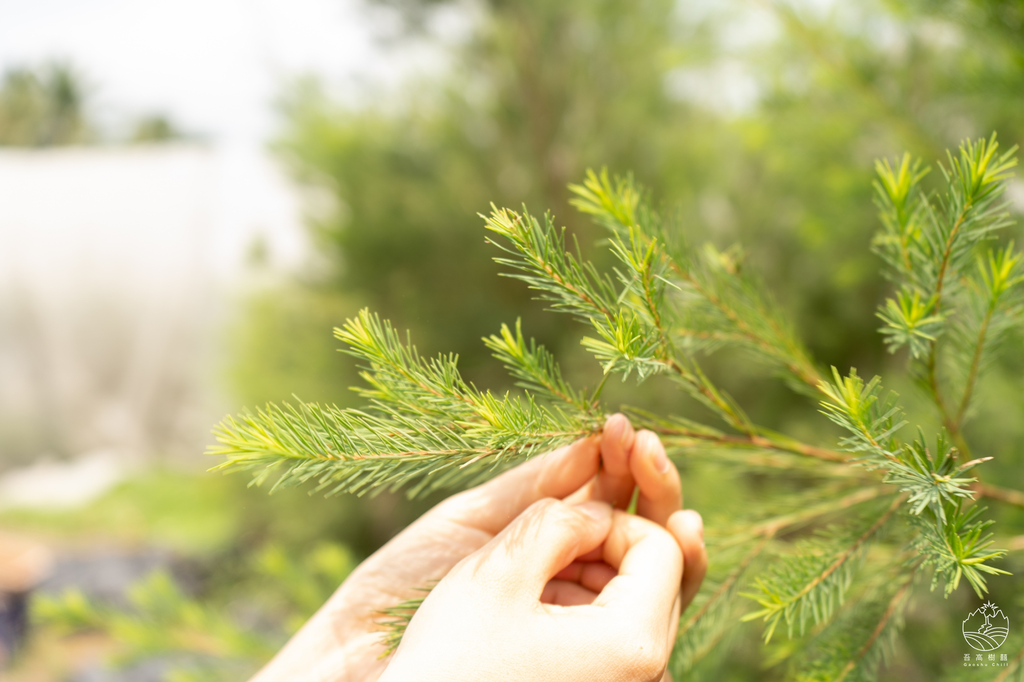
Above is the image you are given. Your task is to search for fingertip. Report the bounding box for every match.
[601,414,635,476]
[604,413,626,442]
[669,509,708,612]
[611,413,636,449]
[632,431,682,525]
[635,429,670,474]
[668,509,704,547]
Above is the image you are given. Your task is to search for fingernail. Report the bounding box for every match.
[613,414,629,442]
[651,440,671,474]
[689,509,704,543]
[576,501,611,521]
[604,414,625,445]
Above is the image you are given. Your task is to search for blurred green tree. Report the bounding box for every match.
[271,0,722,395]
[0,62,93,146]
[0,62,192,147]
[130,114,186,143]
[265,0,1024,420]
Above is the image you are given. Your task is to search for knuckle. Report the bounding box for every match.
[455,548,515,598]
[524,498,592,536]
[528,496,562,513]
[525,496,571,522]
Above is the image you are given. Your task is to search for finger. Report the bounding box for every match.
[552,560,618,594]
[564,413,637,509]
[597,413,638,508]
[540,580,599,606]
[593,511,683,625]
[631,430,682,526]
[438,436,601,534]
[603,414,634,475]
[668,509,707,611]
[573,546,604,562]
[464,499,613,599]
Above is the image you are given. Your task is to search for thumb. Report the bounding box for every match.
[466,498,612,600]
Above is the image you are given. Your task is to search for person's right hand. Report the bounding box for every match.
[559,414,706,611]
[379,498,687,682]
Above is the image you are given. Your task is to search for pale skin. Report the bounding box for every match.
[252,414,708,682]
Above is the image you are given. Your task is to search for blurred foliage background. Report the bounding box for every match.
[253,0,1024,427]
[4,0,1024,679]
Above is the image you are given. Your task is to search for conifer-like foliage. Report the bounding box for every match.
[212,135,1024,680]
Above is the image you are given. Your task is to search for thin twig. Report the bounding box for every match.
[718,486,894,545]
[975,482,1024,509]
[653,425,847,463]
[781,496,904,610]
[673,536,773,666]
[954,300,996,429]
[833,568,916,682]
[666,259,824,394]
[681,535,773,634]
[924,203,977,461]
[671,447,867,478]
[662,356,753,435]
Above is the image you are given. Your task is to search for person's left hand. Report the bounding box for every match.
[250,414,707,682]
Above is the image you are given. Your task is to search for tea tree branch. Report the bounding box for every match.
[210,137,1021,677]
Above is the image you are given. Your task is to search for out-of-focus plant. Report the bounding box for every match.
[272,0,717,393]
[130,114,186,143]
[37,542,355,682]
[8,470,420,680]
[39,573,275,682]
[0,62,92,147]
[225,285,364,409]
[265,0,1024,426]
[0,61,192,148]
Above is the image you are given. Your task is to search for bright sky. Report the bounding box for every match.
[0,0,456,148]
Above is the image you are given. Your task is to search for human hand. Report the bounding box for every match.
[379,498,684,682]
[251,415,706,682]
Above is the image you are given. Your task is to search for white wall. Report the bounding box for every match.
[0,144,307,468]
